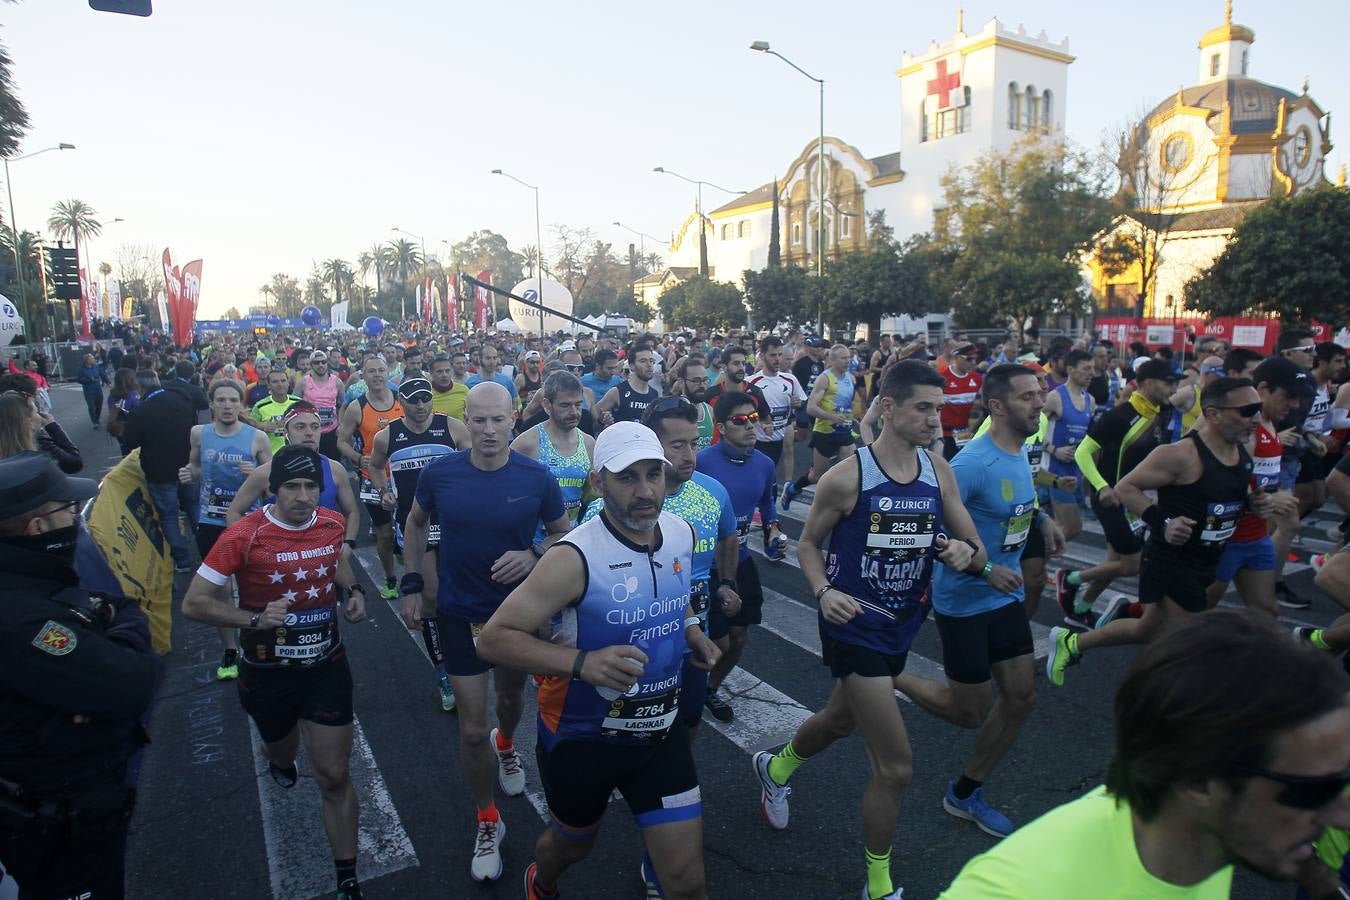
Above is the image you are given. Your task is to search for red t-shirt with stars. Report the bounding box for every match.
[199,505,347,666]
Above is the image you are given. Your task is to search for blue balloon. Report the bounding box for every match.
[301,305,323,327]
[362,316,384,337]
[266,314,281,328]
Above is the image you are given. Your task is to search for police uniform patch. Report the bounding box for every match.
[32,620,77,656]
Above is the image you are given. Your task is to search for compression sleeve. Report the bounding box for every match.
[1075,436,1107,493]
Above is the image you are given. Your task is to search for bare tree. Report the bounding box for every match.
[114,242,161,304]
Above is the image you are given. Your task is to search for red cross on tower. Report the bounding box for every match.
[926,58,962,109]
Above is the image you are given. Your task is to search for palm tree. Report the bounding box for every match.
[322,258,352,305]
[47,199,102,260]
[358,242,390,297]
[386,239,420,289]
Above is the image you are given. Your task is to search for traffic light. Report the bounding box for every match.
[88,0,152,16]
[48,247,81,301]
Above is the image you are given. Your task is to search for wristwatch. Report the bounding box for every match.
[248,611,261,628]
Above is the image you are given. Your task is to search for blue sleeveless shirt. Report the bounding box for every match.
[199,424,260,526]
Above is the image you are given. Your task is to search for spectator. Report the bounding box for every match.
[107,368,142,450]
[0,392,38,457]
[75,352,110,428]
[122,377,200,572]
[0,375,82,473]
[162,360,209,422]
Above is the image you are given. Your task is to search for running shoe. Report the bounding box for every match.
[268,760,299,789]
[859,884,904,899]
[470,817,505,882]
[1045,626,1080,687]
[942,781,1014,838]
[1054,570,1092,629]
[1311,553,1327,574]
[1276,582,1311,609]
[491,727,525,796]
[216,648,239,681]
[752,750,792,830]
[705,689,735,722]
[438,674,457,713]
[780,481,799,511]
[641,850,663,899]
[524,861,559,899]
[336,877,364,900]
[379,578,398,601]
[1292,625,1319,646]
[1094,595,1129,630]
[767,534,788,561]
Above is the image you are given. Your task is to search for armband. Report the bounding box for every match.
[344,539,356,549]
[248,611,261,628]
[399,573,425,596]
[981,562,994,580]
[814,584,832,603]
[571,649,588,681]
[963,537,979,555]
[684,616,702,631]
[530,543,544,559]
[1141,505,1168,533]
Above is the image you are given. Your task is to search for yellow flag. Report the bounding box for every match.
[86,450,176,654]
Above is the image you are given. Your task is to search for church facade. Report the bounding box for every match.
[660,13,1074,288]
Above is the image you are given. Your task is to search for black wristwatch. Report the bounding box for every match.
[248,611,261,628]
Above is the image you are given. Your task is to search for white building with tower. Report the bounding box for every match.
[652,12,1073,298]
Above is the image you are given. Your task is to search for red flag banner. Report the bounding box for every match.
[447,276,459,328]
[424,277,432,323]
[161,248,183,343]
[474,270,492,331]
[178,259,203,348]
[78,267,92,339]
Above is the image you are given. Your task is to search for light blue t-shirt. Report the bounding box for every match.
[466,371,518,398]
[932,433,1036,617]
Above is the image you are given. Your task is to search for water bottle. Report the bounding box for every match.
[596,657,644,701]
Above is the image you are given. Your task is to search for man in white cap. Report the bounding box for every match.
[479,421,720,900]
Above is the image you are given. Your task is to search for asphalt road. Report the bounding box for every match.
[46,384,1337,899]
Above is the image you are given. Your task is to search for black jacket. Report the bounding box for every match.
[0,544,159,796]
[37,422,82,474]
[122,389,197,483]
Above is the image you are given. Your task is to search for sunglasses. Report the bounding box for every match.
[727,412,759,426]
[1201,365,1225,375]
[1284,345,1316,355]
[1214,401,1262,418]
[651,395,692,414]
[1234,763,1350,810]
[564,364,584,373]
[400,392,433,404]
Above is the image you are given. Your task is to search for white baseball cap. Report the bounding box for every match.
[559,340,577,351]
[592,421,671,473]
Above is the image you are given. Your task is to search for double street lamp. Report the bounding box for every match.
[4,142,75,337]
[652,167,745,277]
[490,169,545,337]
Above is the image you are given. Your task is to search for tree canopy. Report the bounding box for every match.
[658,276,746,332]
[1185,186,1350,324]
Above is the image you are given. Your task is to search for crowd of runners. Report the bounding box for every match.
[2,319,1348,900]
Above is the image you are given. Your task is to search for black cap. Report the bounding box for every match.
[1253,356,1311,395]
[803,336,825,348]
[398,378,433,401]
[1134,359,1178,383]
[0,452,97,520]
[953,343,977,356]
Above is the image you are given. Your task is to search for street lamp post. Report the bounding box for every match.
[751,41,827,332]
[3,143,75,339]
[391,226,426,322]
[490,169,545,338]
[652,167,745,278]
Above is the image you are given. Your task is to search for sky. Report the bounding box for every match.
[3,0,1346,319]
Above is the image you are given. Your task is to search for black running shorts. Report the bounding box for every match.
[709,556,764,636]
[237,651,353,744]
[818,621,910,679]
[1089,490,1142,555]
[536,723,701,831]
[1137,545,1216,614]
[933,602,1034,684]
[1020,520,1046,561]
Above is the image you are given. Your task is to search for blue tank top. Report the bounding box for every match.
[1049,384,1092,476]
[318,460,340,514]
[538,511,693,748]
[824,445,942,655]
[535,425,590,543]
[199,424,260,526]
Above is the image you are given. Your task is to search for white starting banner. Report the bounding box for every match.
[0,294,24,347]
[509,277,574,335]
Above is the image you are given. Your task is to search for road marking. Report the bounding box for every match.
[250,716,416,900]
[700,667,811,754]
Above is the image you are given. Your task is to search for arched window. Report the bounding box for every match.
[1041,89,1053,130]
[1025,85,1038,130]
[738,220,750,238]
[721,223,732,240]
[791,222,802,245]
[840,214,851,239]
[1008,82,1021,129]
[1241,50,1249,75]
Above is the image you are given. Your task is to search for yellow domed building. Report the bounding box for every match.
[1090,2,1335,318]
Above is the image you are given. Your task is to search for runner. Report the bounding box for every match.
[337,354,403,600]
[790,335,827,443]
[302,350,345,460]
[429,351,469,421]
[1270,333,1318,608]
[896,364,1062,839]
[510,371,596,530]
[1054,359,1175,629]
[1048,377,1271,686]
[782,344,857,509]
[752,360,980,900]
[1164,355,1223,441]
[698,391,784,722]
[515,350,545,414]
[706,344,768,433]
[368,378,470,713]
[183,380,272,681]
[746,335,807,494]
[672,356,716,450]
[579,348,622,405]
[475,421,721,900]
[944,610,1350,899]
[182,445,368,900]
[248,368,301,454]
[397,382,570,883]
[1042,349,1095,543]
[594,345,660,426]
[939,343,983,460]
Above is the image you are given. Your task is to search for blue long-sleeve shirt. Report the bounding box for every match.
[76,364,108,391]
[697,440,778,562]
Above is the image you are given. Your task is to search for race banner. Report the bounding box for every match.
[108,279,122,321]
[330,300,352,330]
[474,270,492,331]
[78,267,92,339]
[156,290,169,332]
[162,248,182,340]
[424,277,432,323]
[447,276,459,327]
[122,296,135,320]
[176,259,202,348]
[86,450,176,654]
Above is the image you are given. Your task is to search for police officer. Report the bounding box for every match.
[0,453,160,899]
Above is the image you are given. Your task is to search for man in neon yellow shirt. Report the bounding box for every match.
[247,368,300,454]
[942,610,1350,899]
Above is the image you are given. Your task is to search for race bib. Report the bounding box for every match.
[865,496,938,559]
[317,406,336,427]
[204,486,236,520]
[1025,441,1045,472]
[690,582,710,627]
[427,523,441,544]
[1001,503,1033,552]
[358,476,381,504]
[1199,500,1244,545]
[771,410,790,430]
[260,607,335,665]
[736,517,751,548]
[1128,512,1147,537]
[601,688,679,737]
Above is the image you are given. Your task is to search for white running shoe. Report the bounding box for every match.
[752,750,792,830]
[469,816,505,882]
[860,883,904,899]
[491,727,525,796]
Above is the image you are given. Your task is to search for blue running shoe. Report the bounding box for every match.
[779,481,798,511]
[941,781,1014,837]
